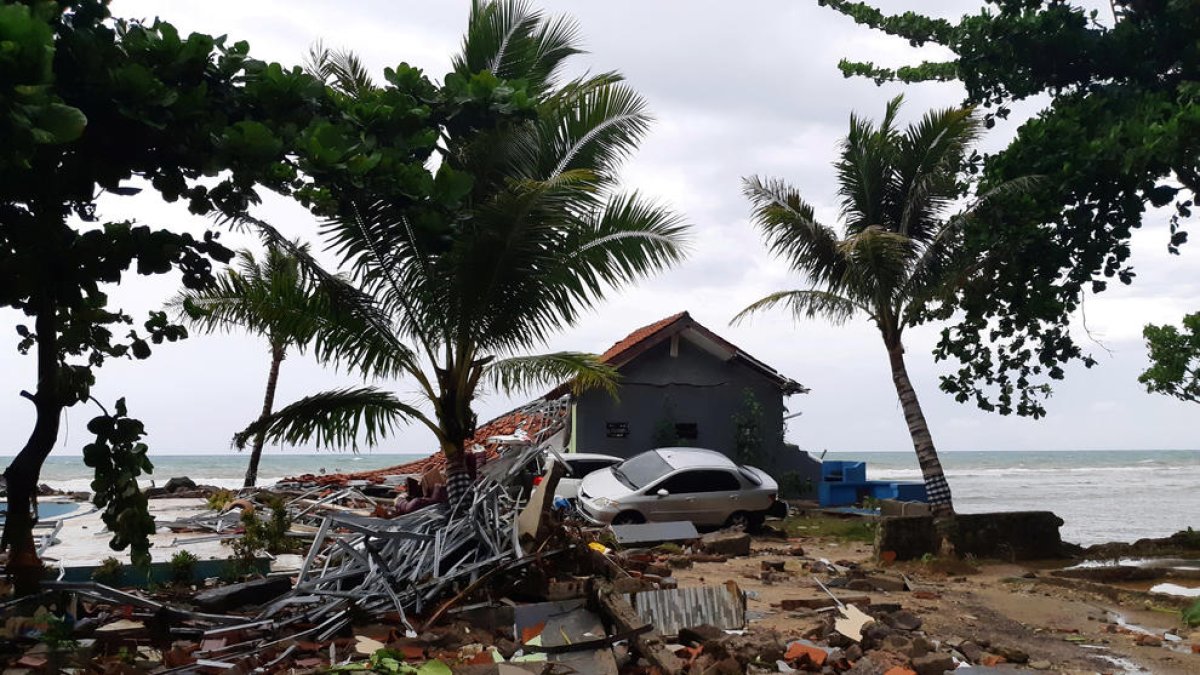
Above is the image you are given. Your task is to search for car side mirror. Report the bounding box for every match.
[656,489,669,498]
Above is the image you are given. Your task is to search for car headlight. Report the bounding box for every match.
[592,497,619,509]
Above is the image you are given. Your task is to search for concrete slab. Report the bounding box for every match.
[42,498,236,568]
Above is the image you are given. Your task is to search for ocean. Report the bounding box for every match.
[17,449,1200,546]
[825,449,1200,546]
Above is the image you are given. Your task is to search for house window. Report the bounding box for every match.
[675,423,698,440]
[605,422,629,438]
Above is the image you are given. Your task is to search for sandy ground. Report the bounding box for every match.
[669,537,1200,674]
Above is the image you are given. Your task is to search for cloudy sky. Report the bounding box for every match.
[2,0,1196,460]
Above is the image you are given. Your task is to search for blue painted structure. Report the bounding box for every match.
[818,460,927,507]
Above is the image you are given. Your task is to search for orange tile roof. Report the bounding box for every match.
[598,311,688,363]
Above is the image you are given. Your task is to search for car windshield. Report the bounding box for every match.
[612,452,672,490]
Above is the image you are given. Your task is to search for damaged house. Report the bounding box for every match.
[552,311,820,493]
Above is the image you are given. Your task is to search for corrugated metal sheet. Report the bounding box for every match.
[625,583,745,637]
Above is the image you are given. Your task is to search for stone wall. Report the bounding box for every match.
[876,511,1066,561]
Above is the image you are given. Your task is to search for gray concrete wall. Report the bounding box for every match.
[574,337,819,487]
[875,511,1067,561]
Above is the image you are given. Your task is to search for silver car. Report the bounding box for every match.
[577,447,779,530]
[541,452,623,501]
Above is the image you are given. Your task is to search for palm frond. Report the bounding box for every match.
[732,290,865,327]
[742,176,846,287]
[221,212,430,388]
[485,352,619,396]
[232,387,430,450]
[540,80,651,181]
[453,0,581,93]
[893,106,982,240]
[305,40,375,95]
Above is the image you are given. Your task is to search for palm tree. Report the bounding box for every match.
[236,0,689,504]
[169,242,376,487]
[735,96,1030,541]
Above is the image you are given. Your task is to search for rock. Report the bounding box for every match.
[907,636,933,659]
[884,610,922,632]
[164,476,197,492]
[860,622,895,650]
[679,624,724,646]
[1134,633,1163,647]
[993,645,1029,663]
[847,579,875,592]
[194,576,291,613]
[1029,660,1052,670]
[910,652,955,675]
[881,635,912,653]
[781,595,870,611]
[843,650,908,675]
[959,641,983,663]
[701,657,743,675]
[700,531,751,557]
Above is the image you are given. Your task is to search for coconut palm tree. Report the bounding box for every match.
[735,97,1031,539]
[170,242,375,487]
[235,0,689,504]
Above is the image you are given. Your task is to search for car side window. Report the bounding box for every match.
[657,470,740,494]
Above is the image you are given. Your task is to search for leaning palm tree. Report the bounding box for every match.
[735,97,1030,542]
[236,0,689,504]
[169,242,348,487]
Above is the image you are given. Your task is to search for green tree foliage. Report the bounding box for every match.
[0,0,315,591]
[818,0,1200,417]
[235,1,689,504]
[82,398,155,568]
[735,98,1033,524]
[1139,311,1200,404]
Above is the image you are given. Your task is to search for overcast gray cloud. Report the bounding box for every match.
[2,1,1197,461]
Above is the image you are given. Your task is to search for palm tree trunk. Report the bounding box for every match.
[2,295,63,595]
[443,441,472,511]
[886,341,957,551]
[244,343,285,488]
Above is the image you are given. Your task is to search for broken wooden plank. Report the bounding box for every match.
[595,582,683,674]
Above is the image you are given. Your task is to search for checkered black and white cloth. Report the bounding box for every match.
[925,473,953,506]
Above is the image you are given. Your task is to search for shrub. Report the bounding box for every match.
[169,549,198,585]
[91,557,122,586]
[207,489,235,511]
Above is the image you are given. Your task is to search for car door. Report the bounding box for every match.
[648,469,742,525]
[687,470,745,525]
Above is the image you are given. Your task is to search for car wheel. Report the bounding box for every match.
[726,511,764,533]
[611,511,645,526]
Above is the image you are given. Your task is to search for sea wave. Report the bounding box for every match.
[870,465,1200,480]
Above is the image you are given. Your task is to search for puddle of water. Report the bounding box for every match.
[1148,582,1200,597]
[1083,648,1145,674]
[1067,557,1200,571]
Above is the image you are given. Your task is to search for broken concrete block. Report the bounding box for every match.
[194,575,291,612]
[911,652,955,675]
[678,624,724,646]
[700,531,751,557]
[992,644,1029,663]
[883,609,923,632]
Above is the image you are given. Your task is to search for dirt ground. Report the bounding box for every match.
[669,537,1200,674]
